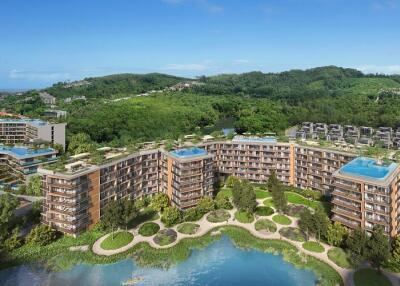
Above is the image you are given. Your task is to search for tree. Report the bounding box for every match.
[183,207,201,222]
[313,206,330,241]
[4,228,21,251]
[365,226,390,270]
[26,175,42,196]
[67,133,94,155]
[326,222,348,246]
[232,180,257,213]
[122,199,138,230]
[102,200,125,237]
[196,197,215,215]
[215,196,233,210]
[226,175,240,188]
[271,183,287,213]
[26,225,58,246]
[0,194,19,244]
[267,170,279,192]
[151,193,169,213]
[346,228,367,261]
[161,206,182,227]
[298,208,313,239]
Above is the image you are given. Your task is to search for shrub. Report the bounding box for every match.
[153,229,177,246]
[302,241,325,253]
[196,197,215,215]
[255,219,277,233]
[255,206,274,216]
[215,196,233,210]
[177,223,199,235]
[161,207,182,227]
[234,210,254,223]
[207,210,230,223]
[4,228,21,251]
[272,214,291,225]
[279,227,307,242]
[183,208,203,222]
[327,247,354,269]
[26,225,58,246]
[138,222,160,237]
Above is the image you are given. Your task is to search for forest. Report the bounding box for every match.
[1,66,400,147]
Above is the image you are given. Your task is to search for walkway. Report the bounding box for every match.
[92,201,398,286]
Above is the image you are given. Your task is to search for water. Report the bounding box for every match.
[170,147,208,158]
[232,136,278,143]
[0,237,317,286]
[0,146,55,158]
[340,157,397,180]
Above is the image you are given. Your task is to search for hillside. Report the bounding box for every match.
[46,73,189,99]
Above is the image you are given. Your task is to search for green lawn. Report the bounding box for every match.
[353,268,391,286]
[177,223,200,235]
[302,241,325,253]
[234,210,254,223]
[327,247,354,269]
[254,188,271,199]
[285,192,331,215]
[216,188,233,199]
[272,214,291,225]
[100,231,134,250]
[263,198,275,208]
[255,219,277,233]
[128,207,159,228]
[207,210,230,223]
[255,206,274,216]
[279,227,307,242]
[138,222,160,237]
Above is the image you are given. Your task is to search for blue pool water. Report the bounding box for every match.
[0,146,55,158]
[170,147,207,158]
[0,119,46,126]
[340,157,397,180]
[0,237,318,286]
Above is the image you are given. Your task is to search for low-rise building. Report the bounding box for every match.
[327,124,343,142]
[312,123,328,139]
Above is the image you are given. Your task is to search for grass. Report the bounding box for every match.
[353,268,391,286]
[177,223,199,235]
[327,247,354,269]
[254,188,271,199]
[153,229,177,246]
[206,210,230,223]
[234,210,254,223]
[263,198,275,208]
[138,222,160,237]
[255,219,277,233]
[279,227,307,242]
[128,207,159,228]
[302,241,325,253]
[100,231,134,250]
[255,206,274,216]
[285,192,331,215]
[272,214,291,225]
[216,188,233,199]
[2,226,342,285]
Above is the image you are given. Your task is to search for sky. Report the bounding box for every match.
[0,0,399,89]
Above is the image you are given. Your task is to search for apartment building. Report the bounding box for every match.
[312,123,328,139]
[375,127,393,148]
[0,118,66,149]
[296,122,314,140]
[327,124,343,142]
[0,145,57,188]
[332,157,400,236]
[344,125,359,143]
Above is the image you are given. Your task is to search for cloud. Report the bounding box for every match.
[162,0,223,13]
[8,69,71,81]
[371,0,398,11]
[357,65,400,75]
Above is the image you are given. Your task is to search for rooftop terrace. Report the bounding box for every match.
[338,157,397,181]
[0,118,47,127]
[232,136,277,144]
[169,147,207,158]
[0,145,56,159]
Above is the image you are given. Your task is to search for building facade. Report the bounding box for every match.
[0,119,66,149]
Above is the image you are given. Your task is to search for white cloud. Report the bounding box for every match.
[9,69,71,81]
[357,65,400,75]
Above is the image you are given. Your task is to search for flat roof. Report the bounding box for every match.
[232,136,277,144]
[338,157,397,181]
[169,147,207,158]
[0,118,47,127]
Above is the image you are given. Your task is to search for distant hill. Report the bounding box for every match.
[45,73,189,99]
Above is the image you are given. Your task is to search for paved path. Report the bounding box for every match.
[92,202,398,286]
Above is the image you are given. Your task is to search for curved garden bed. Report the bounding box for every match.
[177,223,200,235]
[272,214,291,225]
[327,247,354,269]
[138,222,160,237]
[207,210,230,223]
[153,229,177,246]
[255,206,274,216]
[234,210,254,223]
[255,219,277,233]
[100,231,134,250]
[279,227,307,242]
[302,241,325,253]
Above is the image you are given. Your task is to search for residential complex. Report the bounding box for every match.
[0,145,57,189]
[0,118,66,149]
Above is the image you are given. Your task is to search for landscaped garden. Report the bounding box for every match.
[285,204,306,217]
[254,188,270,199]
[177,223,200,235]
[255,206,274,216]
[302,241,325,253]
[272,214,291,225]
[327,247,353,269]
[255,219,277,233]
[353,268,391,286]
[153,229,177,246]
[234,210,254,223]
[279,227,307,242]
[263,198,274,207]
[207,210,230,223]
[285,192,331,215]
[138,222,160,237]
[100,231,134,250]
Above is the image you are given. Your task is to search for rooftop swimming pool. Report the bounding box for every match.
[233,136,277,143]
[339,157,397,180]
[0,146,55,158]
[0,119,46,126]
[170,147,207,158]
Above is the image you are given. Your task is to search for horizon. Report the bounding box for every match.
[1,0,400,89]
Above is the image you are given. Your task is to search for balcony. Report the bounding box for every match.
[332,206,362,220]
[332,189,362,202]
[332,215,360,228]
[332,198,360,211]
